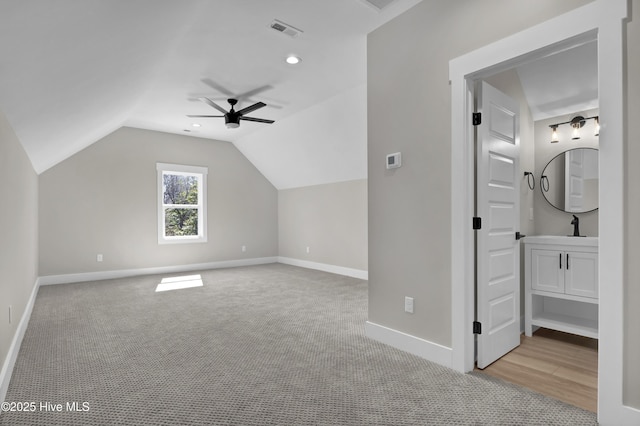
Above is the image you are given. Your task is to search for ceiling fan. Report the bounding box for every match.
[187,97,275,129]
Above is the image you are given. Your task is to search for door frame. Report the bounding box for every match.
[449,0,634,423]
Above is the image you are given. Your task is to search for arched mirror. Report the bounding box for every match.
[540,148,599,213]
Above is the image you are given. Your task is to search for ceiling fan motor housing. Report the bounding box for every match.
[225,112,240,128]
[225,99,240,128]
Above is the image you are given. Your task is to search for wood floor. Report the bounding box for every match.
[477,328,598,413]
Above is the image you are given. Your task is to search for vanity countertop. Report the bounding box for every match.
[523,235,598,247]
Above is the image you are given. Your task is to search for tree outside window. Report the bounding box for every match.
[157,163,208,244]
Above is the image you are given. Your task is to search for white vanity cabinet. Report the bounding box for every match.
[524,236,598,339]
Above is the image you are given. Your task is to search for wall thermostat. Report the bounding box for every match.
[386,152,402,169]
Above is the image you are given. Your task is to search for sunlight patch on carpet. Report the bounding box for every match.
[155,274,203,292]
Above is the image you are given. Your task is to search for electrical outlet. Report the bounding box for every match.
[529,207,534,221]
[404,297,414,314]
[97,254,103,262]
[241,245,246,252]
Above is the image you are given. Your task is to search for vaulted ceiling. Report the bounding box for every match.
[0,1,597,189]
[0,0,421,188]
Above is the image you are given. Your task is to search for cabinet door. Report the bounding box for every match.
[531,249,564,293]
[565,251,599,298]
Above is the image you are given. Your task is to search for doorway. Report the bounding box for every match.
[471,73,599,411]
[449,0,627,422]
[471,42,600,409]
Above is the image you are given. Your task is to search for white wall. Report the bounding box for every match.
[0,109,38,395]
[533,109,599,237]
[278,179,367,273]
[38,127,278,276]
[369,0,640,412]
[367,0,592,347]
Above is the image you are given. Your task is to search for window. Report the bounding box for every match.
[157,163,208,244]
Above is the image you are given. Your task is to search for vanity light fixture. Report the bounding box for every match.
[548,115,598,143]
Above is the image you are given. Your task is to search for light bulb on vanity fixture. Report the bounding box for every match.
[571,124,581,140]
[570,116,586,140]
[550,125,559,143]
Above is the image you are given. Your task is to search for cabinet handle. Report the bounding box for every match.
[566,253,569,269]
[559,253,562,269]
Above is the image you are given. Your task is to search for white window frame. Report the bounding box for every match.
[157,163,208,244]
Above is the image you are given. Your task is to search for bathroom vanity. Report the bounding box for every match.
[524,235,599,339]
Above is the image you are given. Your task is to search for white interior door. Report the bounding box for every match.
[565,149,585,212]
[476,81,521,369]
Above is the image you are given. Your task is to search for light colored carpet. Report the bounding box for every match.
[1,264,597,425]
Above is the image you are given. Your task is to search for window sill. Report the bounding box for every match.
[158,236,208,245]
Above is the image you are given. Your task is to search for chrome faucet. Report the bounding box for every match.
[571,215,580,237]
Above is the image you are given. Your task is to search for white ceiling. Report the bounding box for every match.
[0,0,421,187]
[0,1,598,189]
[516,40,598,121]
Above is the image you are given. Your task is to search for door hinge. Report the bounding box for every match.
[472,217,482,230]
[473,321,482,335]
[472,112,482,126]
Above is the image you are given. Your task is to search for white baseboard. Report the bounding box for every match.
[1,278,40,404]
[38,257,279,285]
[609,405,640,426]
[365,321,452,369]
[277,257,368,280]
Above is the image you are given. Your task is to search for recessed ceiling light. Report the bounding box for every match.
[286,55,301,65]
[192,123,201,127]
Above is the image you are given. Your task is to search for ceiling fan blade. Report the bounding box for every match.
[198,97,228,114]
[240,116,275,124]
[235,85,273,101]
[186,115,224,118]
[201,78,234,96]
[237,102,266,116]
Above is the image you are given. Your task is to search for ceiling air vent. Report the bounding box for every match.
[270,19,303,38]
[360,0,396,11]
